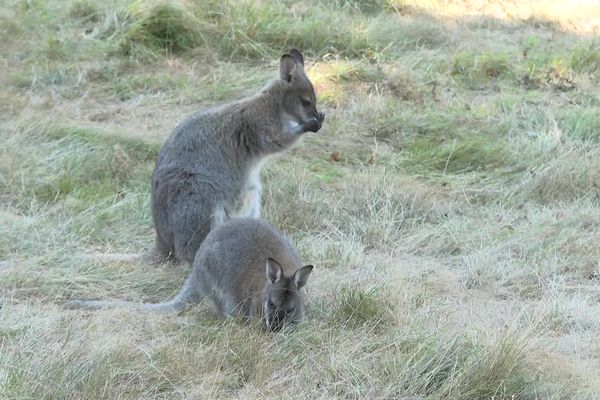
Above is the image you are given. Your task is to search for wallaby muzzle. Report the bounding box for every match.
[266,312,297,332]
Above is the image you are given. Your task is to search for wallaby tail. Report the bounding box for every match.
[65,277,199,313]
[73,249,176,266]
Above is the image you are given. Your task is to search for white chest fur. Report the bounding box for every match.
[232,156,271,219]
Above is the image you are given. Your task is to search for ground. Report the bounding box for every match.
[1,0,600,398]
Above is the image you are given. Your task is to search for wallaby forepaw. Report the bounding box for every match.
[303,114,324,133]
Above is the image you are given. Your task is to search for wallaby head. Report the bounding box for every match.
[264,258,313,331]
[278,49,325,138]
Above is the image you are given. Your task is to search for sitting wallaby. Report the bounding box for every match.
[152,49,324,265]
[66,218,314,331]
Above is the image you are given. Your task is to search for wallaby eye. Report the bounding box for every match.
[301,98,311,107]
[267,300,275,308]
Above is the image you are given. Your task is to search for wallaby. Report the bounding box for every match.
[66,218,314,331]
[152,49,324,265]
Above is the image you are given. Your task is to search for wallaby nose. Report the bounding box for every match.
[268,319,284,331]
[267,310,287,331]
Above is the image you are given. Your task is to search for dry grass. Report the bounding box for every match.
[2,0,600,398]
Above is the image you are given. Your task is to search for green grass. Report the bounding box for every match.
[39,0,448,61]
[68,0,101,22]
[2,0,600,398]
[570,39,600,75]
[121,2,209,58]
[561,107,600,141]
[451,51,514,88]
[1,125,157,208]
[405,134,513,173]
[333,285,393,327]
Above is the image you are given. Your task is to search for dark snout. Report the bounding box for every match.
[303,111,325,133]
[267,310,286,331]
[266,310,299,332]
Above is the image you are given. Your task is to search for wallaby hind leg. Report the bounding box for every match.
[173,221,210,266]
[152,234,179,265]
[170,192,219,265]
[172,213,211,265]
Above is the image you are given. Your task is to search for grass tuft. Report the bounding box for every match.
[570,40,600,75]
[405,133,513,174]
[333,285,393,327]
[378,329,535,399]
[561,107,600,142]
[451,51,513,87]
[1,124,157,209]
[331,0,389,14]
[121,2,210,57]
[309,59,385,104]
[68,0,101,22]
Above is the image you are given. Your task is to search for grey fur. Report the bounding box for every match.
[151,49,324,264]
[66,218,314,330]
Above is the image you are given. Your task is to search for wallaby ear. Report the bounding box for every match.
[279,54,297,83]
[292,265,313,289]
[266,258,283,283]
[288,49,304,67]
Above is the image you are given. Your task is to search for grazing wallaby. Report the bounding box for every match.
[66,218,314,331]
[152,49,324,264]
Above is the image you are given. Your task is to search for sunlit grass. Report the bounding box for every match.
[2,0,600,398]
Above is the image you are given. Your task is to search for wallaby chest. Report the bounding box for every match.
[230,156,272,219]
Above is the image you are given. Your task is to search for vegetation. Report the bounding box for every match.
[2,0,600,398]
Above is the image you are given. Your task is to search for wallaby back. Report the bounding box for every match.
[151,49,324,265]
[66,218,314,330]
